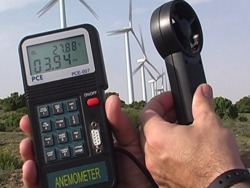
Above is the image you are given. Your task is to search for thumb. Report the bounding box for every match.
[192,84,214,120]
[105,95,138,146]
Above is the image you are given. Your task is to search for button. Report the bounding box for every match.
[43,135,54,147]
[87,97,100,107]
[40,120,51,132]
[72,129,82,141]
[38,106,49,118]
[52,103,63,114]
[74,143,85,155]
[67,100,78,112]
[45,149,56,162]
[57,132,68,144]
[55,118,66,129]
[59,146,71,159]
[69,114,80,126]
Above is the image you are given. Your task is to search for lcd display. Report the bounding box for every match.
[27,35,89,75]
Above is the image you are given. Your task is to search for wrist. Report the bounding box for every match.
[208,168,250,188]
[231,182,250,188]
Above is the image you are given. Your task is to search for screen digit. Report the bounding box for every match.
[60,44,65,53]
[54,55,61,69]
[53,45,58,55]
[34,59,42,74]
[72,42,77,51]
[64,54,72,65]
[45,57,52,72]
[66,43,71,53]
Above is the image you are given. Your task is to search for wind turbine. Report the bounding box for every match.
[132,27,160,102]
[37,0,99,28]
[107,0,142,104]
[156,70,167,94]
[148,79,157,98]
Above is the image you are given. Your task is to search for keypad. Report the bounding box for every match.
[37,98,88,163]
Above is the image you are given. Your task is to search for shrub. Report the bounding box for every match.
[2,107,27,129]
[123,107,140,129]
[0,123,6,132]
[213,97,238,120]
[1,92,26,112]
[238,115,248,122]
[0,148,22,171]
[236,96,250,113]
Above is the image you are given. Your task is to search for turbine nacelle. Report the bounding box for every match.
[137,58,146,64]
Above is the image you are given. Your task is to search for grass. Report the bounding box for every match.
[0,114,249,187]
[0,148,22,170]
[0,131,25,187]
[223,114,250,166]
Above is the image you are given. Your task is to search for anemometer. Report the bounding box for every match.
[150,0,206,125]
[19,24,116,188]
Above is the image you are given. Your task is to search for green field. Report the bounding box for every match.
[0,115,249,187]
[0,131,24,188]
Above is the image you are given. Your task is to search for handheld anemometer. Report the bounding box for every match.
[150,0,206,125]
[19,24,116,188]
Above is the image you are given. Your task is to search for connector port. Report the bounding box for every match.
[91,129,101,147]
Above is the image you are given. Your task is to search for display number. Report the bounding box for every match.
[33,42,78,74]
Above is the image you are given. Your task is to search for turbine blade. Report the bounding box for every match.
[37,0,55,14]
[139,26,146,54]
[145,66,156,80]
[131,29,143,51]
[37,0,58,17]
[146,60,160,75]
[78,0,99,20]
[129,0,132,28]
[132,63,143,76]
[157,73,163,80]
[107,28,131,36]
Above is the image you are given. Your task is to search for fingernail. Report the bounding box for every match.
[201,84,213,99]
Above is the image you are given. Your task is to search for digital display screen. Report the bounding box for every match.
[27,35,89,75]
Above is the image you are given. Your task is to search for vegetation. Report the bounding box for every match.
[0,92,249,187]
[213,97,238,120]
[236,96,250,113]
[0,93,27,132]
[0,92,26,112]
[0,132,24,187]
[0,148,22,171]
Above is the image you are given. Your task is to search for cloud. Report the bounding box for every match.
[0,0,40,12]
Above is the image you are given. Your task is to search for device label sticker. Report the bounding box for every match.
[71,68,91,77]
[47,161,109,188]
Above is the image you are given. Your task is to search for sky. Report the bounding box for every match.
[0,0,249,103]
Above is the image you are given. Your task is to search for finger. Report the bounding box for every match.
[192,84,220,125]
[20,138,34,161]
[105,95,138,146]
[20,115,32,137]
[192,84,213,117]
[139,127,146,151]
[140,92,176,134]
[22,160,39,188]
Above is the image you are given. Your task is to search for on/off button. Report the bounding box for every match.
[87,97,100,107]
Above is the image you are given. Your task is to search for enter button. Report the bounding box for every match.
[87,97,100,107]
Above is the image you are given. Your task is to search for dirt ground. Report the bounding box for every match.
[0,132,249,188]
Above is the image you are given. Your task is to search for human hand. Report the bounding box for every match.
[140,84,245,188]
[19,95,151,188]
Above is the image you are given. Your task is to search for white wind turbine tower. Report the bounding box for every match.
[107,0,142,104]
[37,0,99,29]
[148,79,157,98]
[156,70,167,94]
[133,27,160,102]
